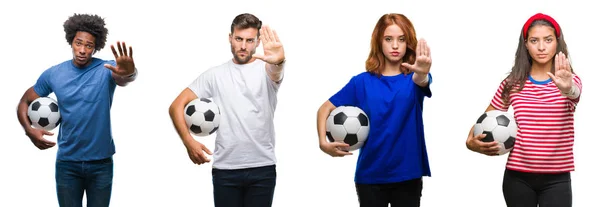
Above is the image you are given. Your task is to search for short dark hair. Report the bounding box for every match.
[230,13,262,36]
[63,13,108,52]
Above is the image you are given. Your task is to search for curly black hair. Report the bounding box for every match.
[63,13,108,52]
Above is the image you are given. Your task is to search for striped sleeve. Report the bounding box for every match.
[570,74,582,103]
[490,79,510,111]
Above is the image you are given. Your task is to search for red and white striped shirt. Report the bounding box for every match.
[490,74,582,173]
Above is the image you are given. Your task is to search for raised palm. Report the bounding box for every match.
[252,25,285,65]
[104,41,135,76]
[401,38,431,75]
[548,52,572,91]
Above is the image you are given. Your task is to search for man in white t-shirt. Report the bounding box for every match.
[168,13,285,207]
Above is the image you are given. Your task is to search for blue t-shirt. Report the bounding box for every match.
[33,58,117,161]
[329,71,432,184]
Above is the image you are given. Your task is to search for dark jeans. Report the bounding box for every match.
[55,157,113,207]
[212,164,277,207]
[503,169,572,207]
[355,178,423,207]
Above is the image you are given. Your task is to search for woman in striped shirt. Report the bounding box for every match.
[465,13,581,207]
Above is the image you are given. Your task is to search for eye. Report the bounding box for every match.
[530,39,537,43]
[545,38,553,43]
[399,37,405,42]
[384,37,391,42]
[247,39,254,43]
[86,45,93,49]
[236,37,243,42]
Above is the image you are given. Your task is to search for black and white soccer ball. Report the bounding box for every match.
[28,97,61,131]
[184,98,221,137]
[473,110,517,155]
[326,106,370,151]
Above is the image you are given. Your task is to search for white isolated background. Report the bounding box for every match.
[0,0,597,206]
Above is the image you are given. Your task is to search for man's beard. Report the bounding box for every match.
[231,46,255,64]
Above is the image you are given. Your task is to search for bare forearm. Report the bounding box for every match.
[317,101,335,145]
[17,99,33,133]
[168,104,194,144]
[412,72,429,87]
[17,87,39,133]
[466,124,475,150]
[266,60,285,82]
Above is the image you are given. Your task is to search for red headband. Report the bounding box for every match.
[522,13,561,39]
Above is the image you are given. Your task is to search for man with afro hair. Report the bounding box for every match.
[16,13,138,207]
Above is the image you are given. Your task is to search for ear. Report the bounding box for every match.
[228,33,232,44]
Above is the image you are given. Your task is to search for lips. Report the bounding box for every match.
[76,56,86,61]
[391,52,400,56]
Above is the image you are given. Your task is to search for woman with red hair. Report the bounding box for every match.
[466,13,580,207]
[316,13,433,207]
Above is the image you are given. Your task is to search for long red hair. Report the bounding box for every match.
[365,13,418,76]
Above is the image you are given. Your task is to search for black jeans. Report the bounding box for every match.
[503,169,572,207]
[212,165,276,207]
[355,178,423,207]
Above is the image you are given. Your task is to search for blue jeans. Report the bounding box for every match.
[212,164,277,207]
[55,157,114,207]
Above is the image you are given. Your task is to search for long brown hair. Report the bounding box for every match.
[500,18,571,104]
[365,13,418,76]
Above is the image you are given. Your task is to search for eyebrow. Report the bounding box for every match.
[75,38,94,44]
[234,36,255,40]
[530,35,554,39]
[383,35,405,37]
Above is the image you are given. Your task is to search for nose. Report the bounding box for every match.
[241,41,247,50]
[392,40,399,49]
[78,46,86,55]
[537,42,546,52]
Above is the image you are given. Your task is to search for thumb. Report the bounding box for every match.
[474,133,487,140]
[203,146,213,155]
[401,62,416,71]
[547,72,557,82]
[104,64,117,72]
[252,53,266,61]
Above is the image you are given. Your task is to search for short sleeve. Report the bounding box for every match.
[105,60,118,86]
[329,76,358,107]
[188,70,214,99]
[33,68,53,97]
[490,79,510,111]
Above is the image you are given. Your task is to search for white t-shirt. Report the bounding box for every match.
[188,59,282,169]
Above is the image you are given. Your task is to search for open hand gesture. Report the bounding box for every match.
[252,25,285,65]
[104,41,136,76]
[401,38,432,75]
[547,51,573,91]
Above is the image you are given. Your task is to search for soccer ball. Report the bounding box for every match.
[184,98,221,137]
[473,110,517,155]
[28,97,61,131]
[326,106,370,151]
